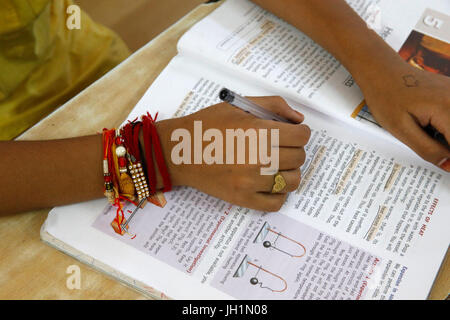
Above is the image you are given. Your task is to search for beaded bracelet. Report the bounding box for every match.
[122,121,150,203]
[102,112,171,236]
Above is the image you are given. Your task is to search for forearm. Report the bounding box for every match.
[252,0,407,88]
[0,135,104,215]
[254,0,450,168]
[0,121,177,216]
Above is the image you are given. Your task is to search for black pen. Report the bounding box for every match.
[424,124,449,149]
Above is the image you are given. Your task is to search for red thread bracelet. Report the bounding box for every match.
[142,112,172,193]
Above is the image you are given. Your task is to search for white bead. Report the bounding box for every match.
[137,163,141,168]
[116,146,126,157]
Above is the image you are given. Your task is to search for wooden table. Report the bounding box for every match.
[0,0,448,300]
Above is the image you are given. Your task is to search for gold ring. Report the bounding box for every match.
[271,172,287,193]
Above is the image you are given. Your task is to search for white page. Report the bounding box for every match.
[177,0,450,137]
[45,56,449,299]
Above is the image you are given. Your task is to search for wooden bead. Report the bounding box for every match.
[104,189,115,204]
[118,172,135,195]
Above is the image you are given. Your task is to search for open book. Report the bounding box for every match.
[41,0,450,300]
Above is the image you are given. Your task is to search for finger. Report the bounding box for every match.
[396,115,450,171]
[278,147,306,170]
[255,169,301,193]
[249,192,288,212]
[246,96,305,123]
[429,106,450,149]
[256,121,311,147]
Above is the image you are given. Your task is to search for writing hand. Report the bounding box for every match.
[156,96,311,211]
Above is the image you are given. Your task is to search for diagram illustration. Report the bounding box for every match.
[254,222,307,258]
[233,255,288,293]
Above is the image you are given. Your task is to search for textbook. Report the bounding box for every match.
[41,0,450,300]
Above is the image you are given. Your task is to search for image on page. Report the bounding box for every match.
[210,212,381,300]
[92,194,384,300]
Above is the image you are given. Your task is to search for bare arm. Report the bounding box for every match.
[1,98,308,215]
[251,0,401,85]
[1,135,104,215]
[253,0,450,171]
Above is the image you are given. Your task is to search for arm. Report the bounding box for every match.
[252,0,450,171]
[0,97,309,215]
[1,135,104,214]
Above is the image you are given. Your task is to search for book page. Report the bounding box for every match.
[45,56,449,300]
[177,0,450,135]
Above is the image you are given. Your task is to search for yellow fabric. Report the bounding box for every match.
[0,0,130,139]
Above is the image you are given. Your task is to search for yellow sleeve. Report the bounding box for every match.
[0,0,130,139]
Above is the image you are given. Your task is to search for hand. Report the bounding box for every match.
[155,96,311,211]
[362,61,450,172]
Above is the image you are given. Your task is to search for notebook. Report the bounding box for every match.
[41,0,450,300]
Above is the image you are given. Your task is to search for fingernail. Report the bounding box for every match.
[438,158,450,172]
[294,110,304,122]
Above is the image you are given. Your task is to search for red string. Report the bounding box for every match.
[112,195,139,234]
[122,122,134,156]
[132,122,143,162]
[143,112,172,193]
[113,198,125,234]
[122,121,144,163]
[107,133,118,189]
[102,129,119,190]
[142,117,157,194]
